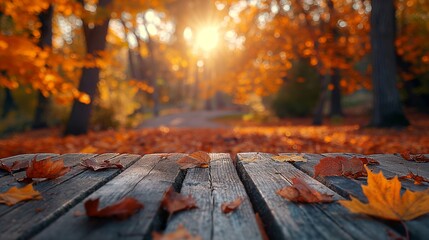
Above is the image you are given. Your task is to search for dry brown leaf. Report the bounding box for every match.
[314,156,366,178]
[398,171,429,185]
[271,154,307,162]
[352,157,379,165]
[340,166,429,221]
[276,178,334,203]
[0,184,42,206]
[80,158,123,171]
[161,187,197,214]
[25,157,70,180]
[400,151,429,163]
[85,197,143,220]
[221,197,243,214]
[152,224,202,240]
[176,151,210,169]
[0,160,28,173]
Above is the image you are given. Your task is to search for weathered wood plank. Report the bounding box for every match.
[287,153,429,239]
[0,153,59,177]
[0,153,138,240]
[237,152,398,240]
[33,154,185,240]
[164,153,262,240]
[368,153,429,179]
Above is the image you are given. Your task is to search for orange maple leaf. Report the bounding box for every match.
[277,178,334,203]
[339,166,429,221]
[26,157,70,180]
[221,197,243,214]
[161,187,197,215]
[0,184,42,206]
[85,197,143,220]
[176,151,210,170]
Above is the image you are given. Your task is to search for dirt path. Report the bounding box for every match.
[138,110,239,128]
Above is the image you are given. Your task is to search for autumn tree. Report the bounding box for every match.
[369,0,409,127]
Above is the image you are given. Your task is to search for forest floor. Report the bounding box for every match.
[1,111,429,158]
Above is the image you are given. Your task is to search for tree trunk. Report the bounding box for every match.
[370,0,409,127]
[32,5,53,129]
[1,88,17,118]
[329,69,343,117]
[64,0,112,135]
[313,75,330,125]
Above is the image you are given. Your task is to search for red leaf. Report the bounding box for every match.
[314,156,366,178]
[26,157,70,180]
[221,197,243,214]
[161,187,197,214]
[80,158,123,171]
[276,178,334,203]
[401,151,429,163]
[353,157,379,165]
[176,151,210,170]
[398,171,429,185]
[0,160,28,173]
[85,197,143,220]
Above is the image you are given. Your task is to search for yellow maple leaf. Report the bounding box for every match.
[271,154,307,162]
[339,166,429,221]
[0,184,42,206]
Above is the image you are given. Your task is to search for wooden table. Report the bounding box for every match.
[0,153,428,240]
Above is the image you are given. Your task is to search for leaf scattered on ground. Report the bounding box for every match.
[400,151,429,163]
[314,156,366,178]
[352,157,379,165]
[398,171,429,185]
[339,166,429,221]
[161,187,197,215]
[80,158,123,171]
[276,178,334,203]
[85,197,143,220]
[0,184,42,206]
[25,157,70,181]
[221,197,243,213]
[271,154,307,162]
[152,224,202,240]
[0,160,28,173]
[176,151,210,170]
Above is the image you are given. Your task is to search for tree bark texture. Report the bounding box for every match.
[32,5,53,129]
[65,0,112,135]
[329,69,343,117]
[1,88,17,118]
[370,0,409,127]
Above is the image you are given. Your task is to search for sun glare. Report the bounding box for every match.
[195,26,219,53]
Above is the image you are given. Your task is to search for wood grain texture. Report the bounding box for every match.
[164,153,262,240]
[0,153,59,177]
[0,153,137,240]
[33,154,185,240]
[237,152,397,240]
[284,153,429,239]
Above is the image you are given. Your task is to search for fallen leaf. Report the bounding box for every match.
[0,184,42,206]
[80,158,123,171]
[161,187,197,214]
[152,224,202,240]
[26,157,70,180]
[339,166,429,221]
[276,178,334,203]
[0,160,28,173]
[400,151,429,163]
[314,156,366,178]
[271,154,307,162]
[221,197,243,213]
[241,156,258,163]
[85,197,143,220]
[352,157,379,165]
[398,171,429,185]
[176,151,210,169]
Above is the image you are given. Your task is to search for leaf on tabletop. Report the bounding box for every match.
[80,158,123,171]
[176,151,210,169]
[85,197,143,220]
[152,224,202,240]
[161,187,197,214]
[398,171,429,185]
[339,166,429,221]
[0,160,28,173]
[276,178,334,203]
[271,154,307,162]
[352,157,379,165]
[314,156,366,178]
[25,157,70,180]
[221,197,243,214]
[400,151,429,163]
[0,184,42,206]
